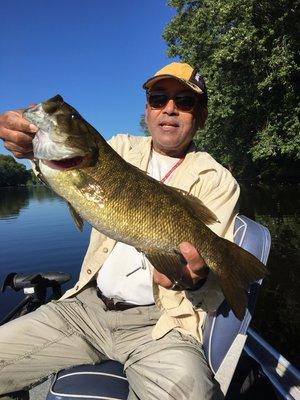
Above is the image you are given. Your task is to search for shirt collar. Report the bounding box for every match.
[126,138,217,182]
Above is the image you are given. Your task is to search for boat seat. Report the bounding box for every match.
[202,215,271,394]
[47,215,271,400]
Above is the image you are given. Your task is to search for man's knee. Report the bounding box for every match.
[126,347,223,400]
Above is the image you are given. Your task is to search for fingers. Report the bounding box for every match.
[3,139,34,159]
[179,242,208,279]
[0,110,38,159]
[2,126,35,147]
[0,110,37,134]
[153,269,173,289]
[2,127,35,158]
[153,242,208,291]
[179,242,205,270]
[153,267,194,290]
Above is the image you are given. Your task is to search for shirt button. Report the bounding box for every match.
[75,285,79,291]
[103,247,108,253]
[87,269,92,274]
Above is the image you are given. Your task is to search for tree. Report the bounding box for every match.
[0,155,31,187]
[139,114,150,136]
[163,0,300,178]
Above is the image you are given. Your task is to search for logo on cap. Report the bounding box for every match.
[194,73,201,82]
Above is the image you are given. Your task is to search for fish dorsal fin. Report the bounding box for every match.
[172,187,219,225]
[67,202,84,232]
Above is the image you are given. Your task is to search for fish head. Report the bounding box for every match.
[23,95,99,171]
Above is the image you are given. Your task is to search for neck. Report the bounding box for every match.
[152,142,192,158]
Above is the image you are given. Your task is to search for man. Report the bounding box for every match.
[0,62,239,400]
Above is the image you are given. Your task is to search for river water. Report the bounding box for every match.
[0,184,299,367]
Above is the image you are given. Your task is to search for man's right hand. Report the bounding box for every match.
[0,109,38,159]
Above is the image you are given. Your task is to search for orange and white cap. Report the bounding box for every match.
[143,62,207,105]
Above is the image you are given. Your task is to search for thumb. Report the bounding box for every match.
[179,242,203,267]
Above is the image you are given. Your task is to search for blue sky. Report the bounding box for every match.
[0,1,177,168]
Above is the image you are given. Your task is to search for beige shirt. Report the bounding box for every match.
[60,134,240,342]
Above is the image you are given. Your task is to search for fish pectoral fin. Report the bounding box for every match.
[144,251,184,282]
[172,187,219,225]
[67,202,84,232]
[33,159,49,187]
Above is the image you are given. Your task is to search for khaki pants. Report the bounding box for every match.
[0,286,223,400]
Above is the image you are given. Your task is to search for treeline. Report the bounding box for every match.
[0,154,39,187]
[160,0,299,180]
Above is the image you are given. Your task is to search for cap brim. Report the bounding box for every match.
[142,74,203,95]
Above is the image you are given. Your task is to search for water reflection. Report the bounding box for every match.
[0,185,91,323]
[239,183,300,367]
[0,186,58,220]
[0,187,29,219]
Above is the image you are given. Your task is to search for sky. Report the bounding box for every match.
[0,0,177,168]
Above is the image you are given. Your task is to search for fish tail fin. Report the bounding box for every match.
[204,237,268,320]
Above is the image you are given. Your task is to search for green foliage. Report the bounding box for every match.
[139,114,150,136]
[163,0,300,178]
[26,169,41,186]
[0,155,32,187]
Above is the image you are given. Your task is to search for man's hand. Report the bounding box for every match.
[0,109,38,159]
[153,242,208,290]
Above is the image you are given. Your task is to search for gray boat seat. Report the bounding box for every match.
[202,215,271,394]
[47,360,128,399]
[47,215,271,400]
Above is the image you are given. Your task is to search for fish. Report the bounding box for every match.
[23,95,267,319]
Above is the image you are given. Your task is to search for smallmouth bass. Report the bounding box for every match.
[23,95,267,319]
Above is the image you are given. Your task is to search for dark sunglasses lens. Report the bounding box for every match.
[148,94,168,108]
[174,96,196,111]
[148,94,197,111]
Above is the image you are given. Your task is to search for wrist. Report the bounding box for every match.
[196,264,209,280]
[186,277,207,292]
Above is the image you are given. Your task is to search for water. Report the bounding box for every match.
[239,183,300,368]
[0,184,299,367]
[0,186,91,318]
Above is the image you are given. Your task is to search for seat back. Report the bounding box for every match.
[203,215,271,394]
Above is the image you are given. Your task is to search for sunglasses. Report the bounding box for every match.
[147,92,198,112]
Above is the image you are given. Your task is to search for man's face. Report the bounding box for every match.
[145,78,207,157]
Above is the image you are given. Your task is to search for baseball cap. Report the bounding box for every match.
[143,62,207,106]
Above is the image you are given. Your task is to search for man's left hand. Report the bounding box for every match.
[153,242,208,290]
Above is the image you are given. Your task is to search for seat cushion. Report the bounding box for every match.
[47,361,128,400]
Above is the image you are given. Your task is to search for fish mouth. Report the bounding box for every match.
[42,156,86,170]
